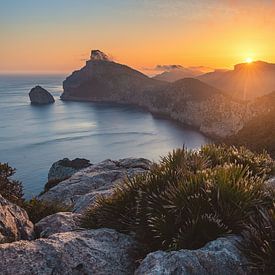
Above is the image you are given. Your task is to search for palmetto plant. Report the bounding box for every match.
[201,144,274,177]
[82,145,274,253]
[239,207,275,274]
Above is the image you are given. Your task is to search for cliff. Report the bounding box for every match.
[227,91,275,157]
[61,50,252,138]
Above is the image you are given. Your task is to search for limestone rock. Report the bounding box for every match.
[135,236,249,275]
[0,195,34,244]
[0,229,138,275]
[90,49,110,61]
[40,158,151,213]
[48,158,91,181]
[35,212,82,238]
[29,85,55,104]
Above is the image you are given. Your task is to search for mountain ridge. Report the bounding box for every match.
[61,50,253,139]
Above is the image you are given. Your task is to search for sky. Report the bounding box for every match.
[0,0,274,74]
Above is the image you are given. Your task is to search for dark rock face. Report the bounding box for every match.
[0,195,34,243]
[61,57,162,103]
[135,236,250,275]
[29,85,55,104]
[61,50,253,138]
[48,158,91,181]
[0,229,138,275]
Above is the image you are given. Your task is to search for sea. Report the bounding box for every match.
[0,74,210,197]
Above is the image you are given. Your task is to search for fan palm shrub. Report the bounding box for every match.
[0,163,24,205]
[23,198,70,224]
[239,206,275,274]
[82,145,274,253]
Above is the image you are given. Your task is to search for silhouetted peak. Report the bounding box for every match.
[90,50,110,61]
[234,60,275,71]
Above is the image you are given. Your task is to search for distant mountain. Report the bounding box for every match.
[197,61,275,100]
[62,50,251,138]
[152,66,212,82]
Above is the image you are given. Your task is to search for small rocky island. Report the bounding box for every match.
[29,85,55,104]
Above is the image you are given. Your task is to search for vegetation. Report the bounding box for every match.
[23,198,70,224]
[239,206,275,274]
[82,144,275,255]
[0,163,24,205]
[0,162,69,223]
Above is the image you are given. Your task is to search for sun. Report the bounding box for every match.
[245,57,253,63]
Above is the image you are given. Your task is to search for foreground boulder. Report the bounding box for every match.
[135,236,249,275]
[40,158,151,213]
[48,158,91,181]
[0,195,34,243]
[35,212,82,238]
[0,228,138,275]
[29,85,55,104]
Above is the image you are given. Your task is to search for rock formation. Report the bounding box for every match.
[0,229,138,275]
[135,236,249,274]
[90,49,111,61]
[0,195,34,243]
[35,212,82,238]
[61,50,253,138]
[29,86,55,104]
[40,158,152,213]
[48,158,91,181]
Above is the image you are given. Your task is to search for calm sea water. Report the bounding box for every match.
[0,74,209,197]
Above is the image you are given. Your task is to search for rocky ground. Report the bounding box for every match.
[0,157,262,274]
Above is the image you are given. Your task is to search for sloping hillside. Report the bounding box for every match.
[198,61,275,100]
[226,92,275,157]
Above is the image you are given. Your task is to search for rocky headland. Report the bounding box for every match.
[61,50,256,139]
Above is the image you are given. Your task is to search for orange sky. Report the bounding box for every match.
[0,0,274,74]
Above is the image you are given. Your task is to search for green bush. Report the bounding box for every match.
[82,145,274,253]
[200,144,274,177]
[23,198,70,224]
[239,205,275,274]
[0,163,24,205]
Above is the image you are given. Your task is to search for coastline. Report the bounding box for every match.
[60,95,218,142]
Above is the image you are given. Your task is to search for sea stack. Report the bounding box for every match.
[29,85,55,104]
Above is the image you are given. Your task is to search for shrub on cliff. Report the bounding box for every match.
[239,205,275,274]
[82,145,274,253]
[0,163,24,205]
[23,198,70,224]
